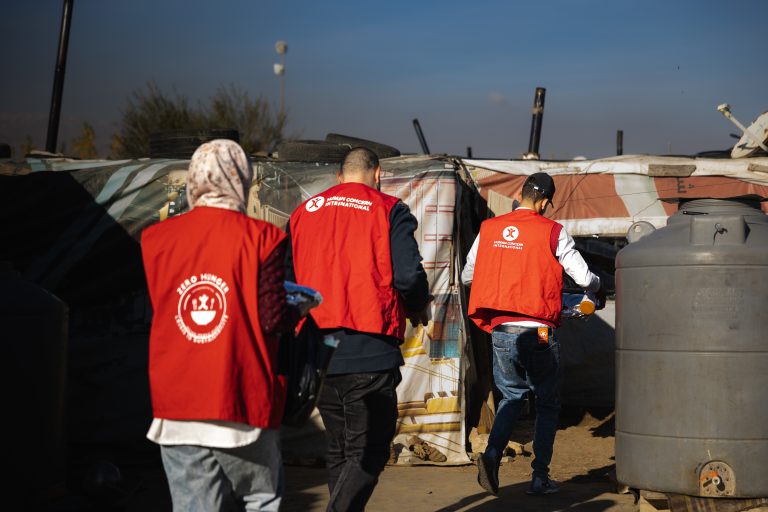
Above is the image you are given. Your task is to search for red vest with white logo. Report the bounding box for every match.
[468,209,563,332]
[290,182,406,339]
[141,206,287,429]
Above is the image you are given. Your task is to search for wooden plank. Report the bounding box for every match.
[648,164,696,177]
[747,163,768,174]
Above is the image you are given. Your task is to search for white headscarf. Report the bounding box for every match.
[186,139,252,213]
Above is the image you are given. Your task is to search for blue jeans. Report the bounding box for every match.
[486,327,562,479]
[160,429,283,512]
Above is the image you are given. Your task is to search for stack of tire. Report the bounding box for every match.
[276,133,400,163]
[149,129,240,159]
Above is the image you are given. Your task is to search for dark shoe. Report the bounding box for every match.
[526,475,560,495]
[476,452,499,495]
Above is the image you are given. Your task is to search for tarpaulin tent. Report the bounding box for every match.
[0,154,475,465]
[460,154,768,415]
[2,153,766,467]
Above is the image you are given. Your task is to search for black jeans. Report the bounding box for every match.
[318,368,400,512]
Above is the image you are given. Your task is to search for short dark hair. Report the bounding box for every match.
[341,147,379,175]
[521,180,546,202]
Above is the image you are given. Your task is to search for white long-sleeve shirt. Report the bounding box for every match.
[461,208,600,327]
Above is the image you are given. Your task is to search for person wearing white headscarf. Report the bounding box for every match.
[185,138,252,212]
[142,139,292,511]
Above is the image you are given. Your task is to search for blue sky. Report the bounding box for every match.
[1,0,766,159]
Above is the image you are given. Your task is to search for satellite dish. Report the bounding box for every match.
[729,110,768,158]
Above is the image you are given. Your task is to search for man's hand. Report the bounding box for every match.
[407,295,434,327]
[595,283,607,310]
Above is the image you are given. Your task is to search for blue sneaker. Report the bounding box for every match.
[526,475,560,495]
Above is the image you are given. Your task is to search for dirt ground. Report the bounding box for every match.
[75,408,635,512]
[280,410,635,512]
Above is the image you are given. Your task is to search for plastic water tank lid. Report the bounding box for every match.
[626,221,656,244]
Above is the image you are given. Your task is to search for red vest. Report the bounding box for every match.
[290,182,406,339]
[142,206,287,429]
[468,209,563,332]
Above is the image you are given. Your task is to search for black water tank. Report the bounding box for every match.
[2,262,68,494]
[615,199,768,497]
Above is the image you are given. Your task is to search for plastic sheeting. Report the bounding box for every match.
[0,154,471,465]
[3,152,766,466]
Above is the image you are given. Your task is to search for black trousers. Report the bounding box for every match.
[318,368,400,512]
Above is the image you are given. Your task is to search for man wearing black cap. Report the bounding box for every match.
[461,172,603,496]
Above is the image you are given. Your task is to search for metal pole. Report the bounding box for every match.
[274,41,287,120]
[412,118,430,154]
[526,87,546,158]
[280,53,285,117]
[46,0,75,154]
[617,130,624,156]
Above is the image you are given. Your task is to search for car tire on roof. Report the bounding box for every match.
[148,129,240,159]
[324,133,400,159]
[275,140,349,163]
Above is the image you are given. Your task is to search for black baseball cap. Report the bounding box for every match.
[526,172,556,207]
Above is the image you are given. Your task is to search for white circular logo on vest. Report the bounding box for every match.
[175,274,229,344]
[502,225,519,242]
[306,196,325,212]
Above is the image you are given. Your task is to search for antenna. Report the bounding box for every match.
[717,104,768,156]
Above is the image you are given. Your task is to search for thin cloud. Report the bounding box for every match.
[487,91,508,105]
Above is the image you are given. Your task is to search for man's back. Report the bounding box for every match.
[468,208,563,330]
[284,147,429,512]
[464,172,602,498]
[289,181,405,339]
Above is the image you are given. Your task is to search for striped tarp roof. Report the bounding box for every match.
[462,155,768,236]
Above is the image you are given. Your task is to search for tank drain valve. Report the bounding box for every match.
[698,461,735,496]
[701,471,724,492]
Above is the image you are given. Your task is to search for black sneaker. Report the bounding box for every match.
[526,475,560,495]
[476,452,499,495]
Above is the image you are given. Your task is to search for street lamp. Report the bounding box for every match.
[274,41,287,117]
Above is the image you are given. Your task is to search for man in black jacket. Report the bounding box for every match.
[285,147,430,511]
